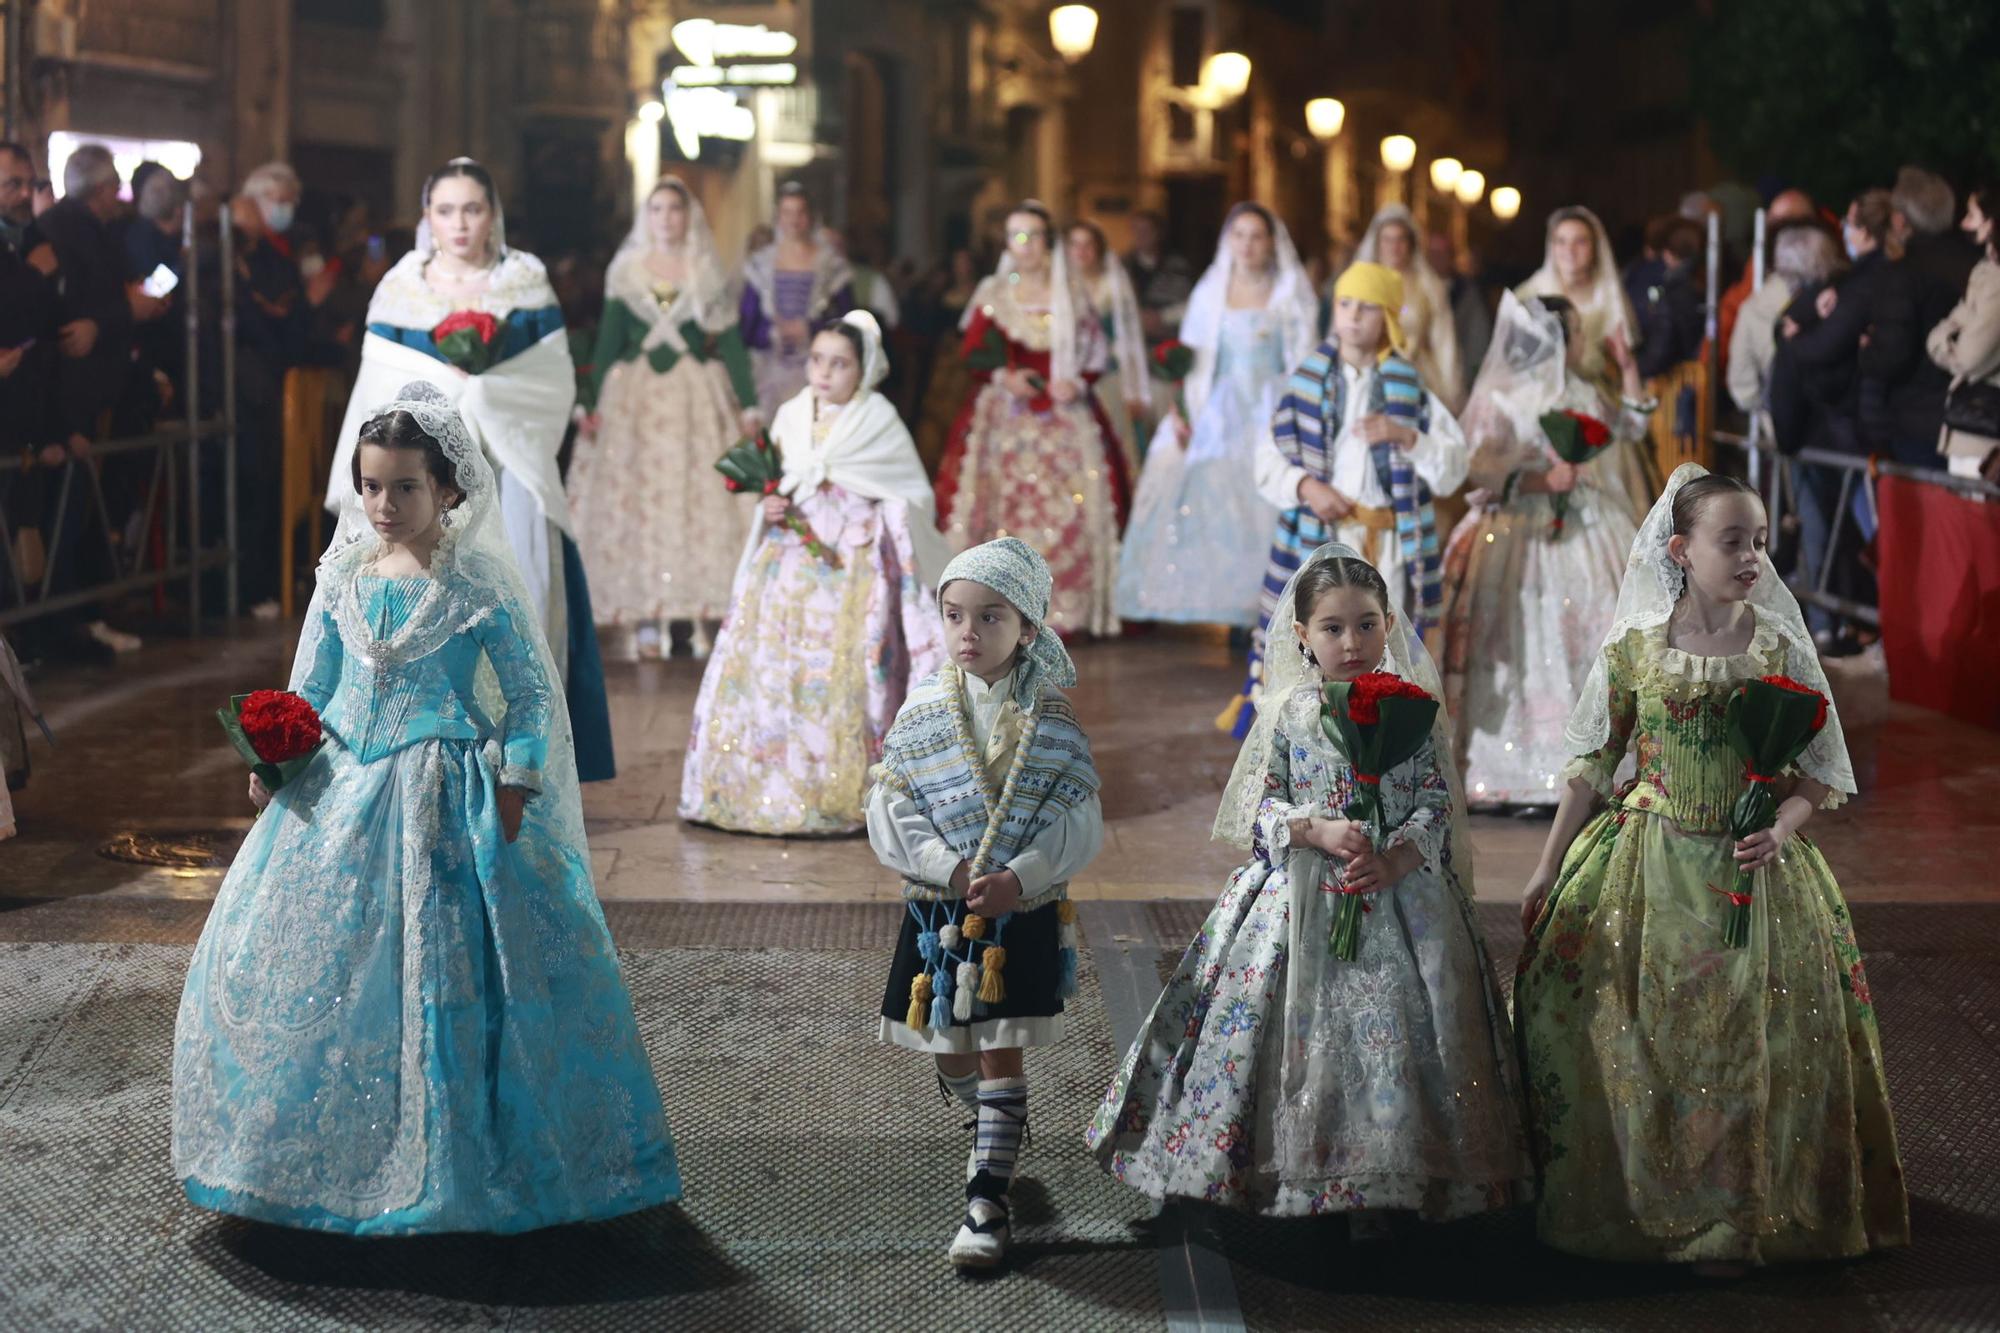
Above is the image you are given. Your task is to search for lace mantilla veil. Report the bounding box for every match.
[1457,290,1567,462]
[606,174,737,334]
[959,201,1096,386]
[1178,204,1322,413]
[293,381,588,837]
[1561,462,1856,802]
[1212,541,1475,883]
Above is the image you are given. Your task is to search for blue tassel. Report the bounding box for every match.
[933,965,953,998]
[929,993,953,1029]
[916,930,941,966]
[1058,946,1079,998]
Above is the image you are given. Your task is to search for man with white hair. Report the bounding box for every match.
[1861,165,1979,466]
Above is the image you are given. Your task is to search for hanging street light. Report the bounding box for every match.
[1305,97,1345,141]
[1429,157,1462,193]
[1490,185,1522,221]
[1049,6,1099,64]
[1200,51,1252,104]
[1455,168,1485,206]
[1379,135,1416,173]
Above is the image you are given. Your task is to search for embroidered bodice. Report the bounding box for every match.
[1562,619,1797,834]
[1214,306,1287,387]
[297,573,554,789]
[1252,683,1453,872]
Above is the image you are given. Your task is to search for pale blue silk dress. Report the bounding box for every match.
[1114,306,1286,627]
[171,572,680,1234]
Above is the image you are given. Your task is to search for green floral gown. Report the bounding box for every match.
[1515,618,1909,1264]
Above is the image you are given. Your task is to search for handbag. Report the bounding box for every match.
[1942,378,2000,440]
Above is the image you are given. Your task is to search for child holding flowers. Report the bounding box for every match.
[1515,464,1908,1271]
[868,537,1103,1269]
[1089,543,1530,1229]
[173,384,679,1234]
[680,313,949,835]
[1440,292,1653,810]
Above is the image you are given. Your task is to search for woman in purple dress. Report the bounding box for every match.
[739,183,856,420]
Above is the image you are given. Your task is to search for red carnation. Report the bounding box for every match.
[237,690,323,763]
[1344,671,1434,726]
[1760,674,1829,730]
[1559,408,1611,448]
[432,310,502,374]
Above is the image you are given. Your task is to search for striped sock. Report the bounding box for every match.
[936,1062,981,1108]
[974,1077,1028,1183]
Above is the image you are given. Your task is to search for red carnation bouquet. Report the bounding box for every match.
[1537,408,1613,539]
[217,690,325,797]
[1712,674,1830,948]
[714,431,842,569]
[1149,339,1196,422]
[432,310,502,375]
[1316,671,1440,960]
[965,324,1050,411]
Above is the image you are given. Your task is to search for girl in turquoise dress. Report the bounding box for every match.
[1515,465,1907,1270]
[172,382,679,1235]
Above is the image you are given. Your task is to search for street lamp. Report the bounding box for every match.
[1379,135,1416,173]
[1455,168,1485,206]
[1049,5,1098,63]
[1200,51,1252,104]
[1305,97,1345,141]
[637,100,666,123]
[1490,186,1522,221]
[1429,157,1462,194]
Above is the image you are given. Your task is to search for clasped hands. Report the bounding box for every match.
[1288,814,1414,894]
[951,861,1024,916]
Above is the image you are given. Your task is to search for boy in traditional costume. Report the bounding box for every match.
[867,537,1104,1270]
[1221,261,1469,737]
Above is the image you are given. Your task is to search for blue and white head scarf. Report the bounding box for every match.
[937,537,1077,709]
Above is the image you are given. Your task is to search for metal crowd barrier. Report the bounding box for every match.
[0,199,238,633]
[1712,428,2000,629]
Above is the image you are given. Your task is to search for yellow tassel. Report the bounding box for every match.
[1056,900,1077,926]
[1213,692,1250,734]
[978,945,1007,1004]
[906,973,933,1029]
[961,914,988,941]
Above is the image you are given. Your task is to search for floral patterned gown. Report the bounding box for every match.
[1087,683,1533,1218]
[678,412,947,836]
[933,276,1130,637]
[1514,620,1909,1264]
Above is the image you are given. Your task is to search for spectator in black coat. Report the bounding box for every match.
[1635,217,1707,378]
[1855,166,1981,467]
[0,141,61,457]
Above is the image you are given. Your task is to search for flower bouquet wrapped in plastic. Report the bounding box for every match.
[714,431,842,569]
[1316,671,1439,960]
[216,690,325,796]
[1714,674,1830,948]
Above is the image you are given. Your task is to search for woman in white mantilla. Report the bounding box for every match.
[567,175,760,659]
[1116,202,1318,628]
[1065,219,1153,477]
[324,158,615,780]
[1441,292,1650,808]
[1355,203,1464,410]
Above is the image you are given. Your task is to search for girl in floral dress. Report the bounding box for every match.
[1089,544,1531,1226]
[679,313,949,835]
[1515,465,1908,1271]
[934,200,1129,637]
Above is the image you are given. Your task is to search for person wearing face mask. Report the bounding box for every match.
[933,200,1130,637]
[566,176,761,660]
[325,157,616,782]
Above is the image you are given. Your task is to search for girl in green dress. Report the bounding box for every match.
[1515,464,1908,1272]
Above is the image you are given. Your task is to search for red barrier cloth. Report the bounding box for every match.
[1875,473,2000,729]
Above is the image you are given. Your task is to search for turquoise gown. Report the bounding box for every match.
[171,571,679,1235]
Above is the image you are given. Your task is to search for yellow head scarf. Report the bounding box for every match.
[1332,261,1407,361]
